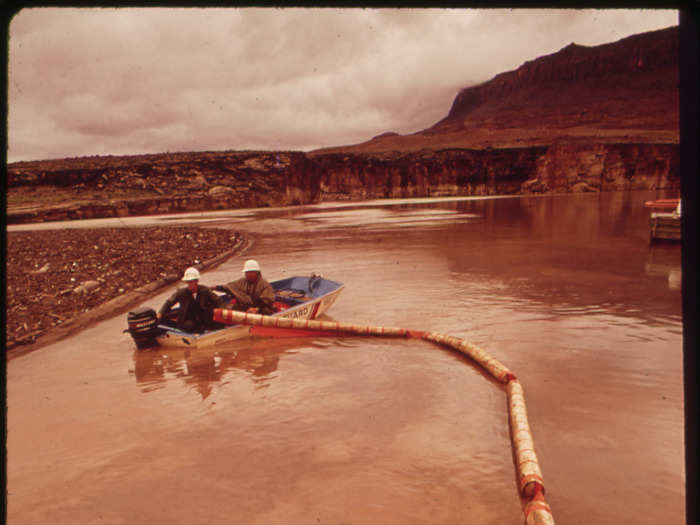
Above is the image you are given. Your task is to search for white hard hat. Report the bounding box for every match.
[181,267,201,281]
[242,259,261,273]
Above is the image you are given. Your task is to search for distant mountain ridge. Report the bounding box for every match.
[438,25,678,127]
[312,25,679,154]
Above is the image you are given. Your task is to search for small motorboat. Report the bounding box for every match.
[126,274,344,349]
[643,198,681,210]
[644,198,681,243]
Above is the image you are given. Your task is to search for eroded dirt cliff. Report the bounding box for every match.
[7,143,679,224]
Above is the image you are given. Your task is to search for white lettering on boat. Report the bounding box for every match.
[280,304,312,319]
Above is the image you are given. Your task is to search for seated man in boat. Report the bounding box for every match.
[157,267,225,333]
[218,259,276,315]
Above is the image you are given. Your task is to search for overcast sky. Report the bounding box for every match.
[7,7,678,163]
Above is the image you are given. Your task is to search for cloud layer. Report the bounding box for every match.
[8,8,678,162]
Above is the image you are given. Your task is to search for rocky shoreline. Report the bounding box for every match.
[5,226,246,355]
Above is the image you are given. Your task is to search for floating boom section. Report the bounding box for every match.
[423,332,515,384]
[214,308,426,338]
[213,308,556,524]
[508,379,546,497]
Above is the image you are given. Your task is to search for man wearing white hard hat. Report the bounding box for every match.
[157,266,224,332]
[219,259,275,314]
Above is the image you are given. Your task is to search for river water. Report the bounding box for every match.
[6,191,685,524]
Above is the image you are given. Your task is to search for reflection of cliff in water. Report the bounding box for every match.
[448,192,656,241]
[131,336,326,398]
[431,192,682,326]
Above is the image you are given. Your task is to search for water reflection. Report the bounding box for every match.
[130,334,340,398]
[423,193,683,328]
[645,244,682,291]
[442,192,655,242]
[6,195,494,232]
[294,206,482,232]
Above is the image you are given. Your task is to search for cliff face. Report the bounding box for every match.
[532,143,679,193]
[7,144,679,224]
[441,26,678,127]
[6,26,681,224]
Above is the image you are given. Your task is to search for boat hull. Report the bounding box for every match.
[650,213,681,242]
[151,276,344,349]
[645,198,681,243]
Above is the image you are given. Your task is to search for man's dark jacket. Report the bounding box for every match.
[159,284,224,331]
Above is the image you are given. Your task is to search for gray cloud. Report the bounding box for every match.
[8,7,678,162]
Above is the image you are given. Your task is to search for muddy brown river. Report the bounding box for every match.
[7,191,684,524]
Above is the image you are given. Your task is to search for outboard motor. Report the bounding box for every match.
[126,307,160,349]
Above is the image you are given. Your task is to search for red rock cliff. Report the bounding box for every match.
[7,143,678,224]
[440,26,678,130]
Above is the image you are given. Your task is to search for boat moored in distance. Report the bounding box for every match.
[126,274,344,349]
[644,198,681,243]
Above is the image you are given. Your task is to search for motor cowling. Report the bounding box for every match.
[127,307,159,348]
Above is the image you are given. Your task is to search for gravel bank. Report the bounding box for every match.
[6,226,243,351]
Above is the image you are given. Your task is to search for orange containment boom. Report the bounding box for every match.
[213,308,426,339]
[213,308,556,523]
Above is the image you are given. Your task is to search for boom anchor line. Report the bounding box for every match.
[213,308,556,525]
